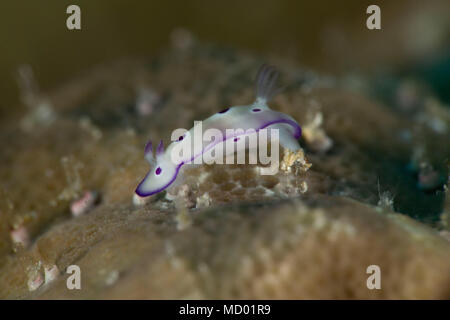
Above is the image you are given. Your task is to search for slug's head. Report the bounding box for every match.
[135,140,179,197]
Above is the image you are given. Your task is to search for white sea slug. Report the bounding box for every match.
[135,65,302,197]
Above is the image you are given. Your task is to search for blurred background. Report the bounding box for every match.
[0,0,449,115]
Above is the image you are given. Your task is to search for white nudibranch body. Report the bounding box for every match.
[135,65,303,197]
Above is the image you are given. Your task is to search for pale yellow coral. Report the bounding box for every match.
[301,109,333,153]
[280,148,311,173]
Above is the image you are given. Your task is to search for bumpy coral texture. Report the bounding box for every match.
[0,40,449,299]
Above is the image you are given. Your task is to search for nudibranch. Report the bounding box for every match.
[135,65,302,197]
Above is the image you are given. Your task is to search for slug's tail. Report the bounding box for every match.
[254,64,282,106]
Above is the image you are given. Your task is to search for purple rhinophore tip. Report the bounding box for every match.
[144,141,153,154]
[252,108,261,112]
[178,135,184,141]
[218,108,229,114]
[156,140,164,155]
[155,167,162,175]
[233,137,239,142]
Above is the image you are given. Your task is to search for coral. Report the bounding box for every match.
[0,196,449,299]
[15,65,56,132]
[301,105,333,153]
[70,191,99,217]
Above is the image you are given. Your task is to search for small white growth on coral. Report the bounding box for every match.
[302,105,333,153]
[169,184,195,208]
[273,184,290,198]
[263,188,276,197]
[196,192,212,208]
[280,148,311,173]
[197,171,211,184]
[79,117,103,140]
[377,181,395,211]
[16,65,56,132]
[105,270,119,286]
[272,174,308,198]
[165,192,176,201]
[27,261,44,292]
[44,264,59,284]
[27,274,44,292]
[299,181,308,194]
[171,185,194,230]
[20,103,56,132]
[135,86,160,116]
[377,191,394,210]
[70,190,98,217]
[10,225,30,249]
[97,268,120,286]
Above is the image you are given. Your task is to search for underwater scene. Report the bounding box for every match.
[0,1,449,300]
